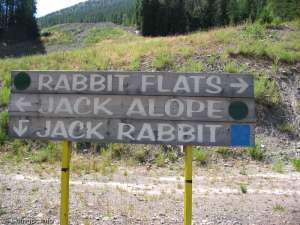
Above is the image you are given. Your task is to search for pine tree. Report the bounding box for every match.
[0,0,39,41]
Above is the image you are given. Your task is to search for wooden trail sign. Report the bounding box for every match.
[9,71,255,146]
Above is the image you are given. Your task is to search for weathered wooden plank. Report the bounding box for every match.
[11,71,254,98]
[9,117,255,146]
[9,94,256,122]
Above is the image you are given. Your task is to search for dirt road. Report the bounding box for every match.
[0,162,300,225]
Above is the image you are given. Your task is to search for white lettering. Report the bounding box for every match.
[51,120,68,138]
[137,123,155,141]
[55,98,73,114]
[74,97,91,115]
[55,75,70,91]
[142,75,155,92]
[36,120,51,137]
[190,76,205,93]
[178,124,195,142]
[206,76,222,94]
[127,98,147,116]
[118,123,135,140]
[157,123,175,141]
[157,75,171,92]
[148,99,163,117]
[90,74,105,91]
[186,100,205,117]
[206,125,222,142]
[93,98,113,115]
[207,100,222,118]
[197,125,203,142]
[165,99,184,117]
[38,74,53,91]
[69,121,85,139]
[72,74,88,91]
[173,76,191,93]
[86,122,103,139]
[115,75,129,92]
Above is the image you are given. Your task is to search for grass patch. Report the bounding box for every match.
[3,140,27,162]
[180,59,204,72]
[84,27,129,45]
[242,23,266,39]
[272,160,285,173]
[41,27,73,45]
[226,23,300,63]
[254,74,281,106]
[273,204,285,212]
[291,159,300,172]
[153,51,174,70]
[224,61,246,73]
[176,183,183,189]
[276,122,295,134]
[0,111,8,145]
[0,207,6,216]
[248,145,264,161]
[215,147,232,159]
[193,147,208,166]
[155,152,166,167]
[207,55,216,65]
[31,142,60,163]
[240,184,248,194]
[72,150,117,176]
[0,86,10,107]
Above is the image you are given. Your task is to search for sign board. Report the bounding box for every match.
[9,71,255,146]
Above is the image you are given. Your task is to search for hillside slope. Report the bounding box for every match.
[38,0,135,28]
[1,22,300,159]
[1,21,300,225]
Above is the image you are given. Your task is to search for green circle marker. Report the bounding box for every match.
[14,72,31,90]
[229,101,248,120]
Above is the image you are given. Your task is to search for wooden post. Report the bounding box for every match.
[184,144,193,225]
[60,141,72,225]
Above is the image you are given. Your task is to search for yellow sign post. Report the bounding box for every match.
[60,141,72,225]
[184,144,193,225]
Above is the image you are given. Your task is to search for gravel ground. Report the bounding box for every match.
[1,162,300,225]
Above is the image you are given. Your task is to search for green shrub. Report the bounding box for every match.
[108,144,131,160]
[224,60,247,73]
[31,142,60,163]
[292,159,300,172]
[207,55,216,65]
[242,23,266,39]
[166,151,177,163]
[276,122,295,134]
[4,140,26,162]
[155,152,165,167]
[216,147,231,159]
[0,111,8,145]
[0,87,10,107]
[180,59,204,72]
[133,148,148,163]
[153,51,174,70]
[240,184,248,194]
[273,204,285,212]
[272,160,285,173]
[248,145,264,161]
[254,75,281,106]
[0,111,8,128]
[194,147,208,166]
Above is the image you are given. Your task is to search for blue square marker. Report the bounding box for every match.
[231,124,251,146]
